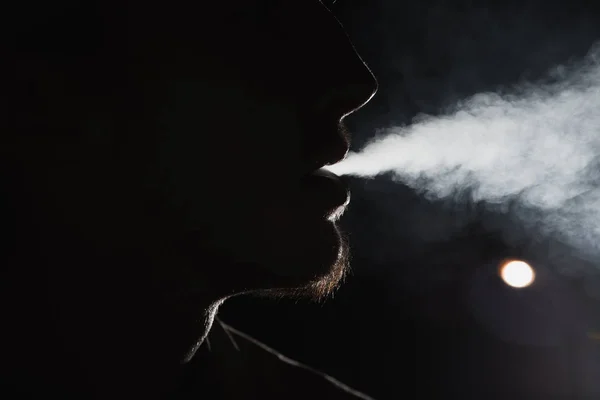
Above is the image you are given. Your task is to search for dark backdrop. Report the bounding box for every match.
[220,1,600,398]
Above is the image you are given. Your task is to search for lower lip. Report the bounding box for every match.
[299,169,350,220]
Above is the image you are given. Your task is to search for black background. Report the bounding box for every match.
[221,0,600,399]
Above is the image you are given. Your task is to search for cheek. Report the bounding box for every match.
[261,207,342,273]
[157,90,305,220]
[222,101,304,177]
[208,202,342,278]
[156,79,320,272]
[161,79,304,175]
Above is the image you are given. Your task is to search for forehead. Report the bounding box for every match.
[5,1,332,53]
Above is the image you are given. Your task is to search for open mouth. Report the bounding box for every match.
[300,168,350,221]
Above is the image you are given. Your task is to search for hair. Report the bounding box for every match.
[252,231,352,304]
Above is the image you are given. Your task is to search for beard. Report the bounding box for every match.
[173,224,351,304]
[250,230,351,303]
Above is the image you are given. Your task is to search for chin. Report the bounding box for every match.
[175,216,351,303]
[252,225,351,303]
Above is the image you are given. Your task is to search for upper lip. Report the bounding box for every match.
[301,167,350,219]
[304,152,347,177]
[297,111,351,219]
[301,120,350,177]
[302,78,378,175]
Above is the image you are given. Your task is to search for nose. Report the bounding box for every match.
[299,1,378,172]
[343,78,378,118]
[317,7,378,118]
[314,80,379,123]
[306,77,377,171]
[312,34,378,167]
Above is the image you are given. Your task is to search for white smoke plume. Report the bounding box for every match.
[328,41,600,265]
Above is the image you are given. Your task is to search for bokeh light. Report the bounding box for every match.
[500,260,535,288]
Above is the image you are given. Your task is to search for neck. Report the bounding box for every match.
[2,255,225,399]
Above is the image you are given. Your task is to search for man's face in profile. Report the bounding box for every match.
[7,1,377,302]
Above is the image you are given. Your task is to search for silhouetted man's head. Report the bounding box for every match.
[2,0,376,392]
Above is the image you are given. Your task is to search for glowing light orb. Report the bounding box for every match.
[500,260,535,288]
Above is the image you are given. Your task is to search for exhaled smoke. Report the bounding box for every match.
[327,41,600,263]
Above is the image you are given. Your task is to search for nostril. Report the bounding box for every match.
[342,82,378,118]
[314,81,378,122]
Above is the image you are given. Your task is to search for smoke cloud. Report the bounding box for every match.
[328,41,600,266]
